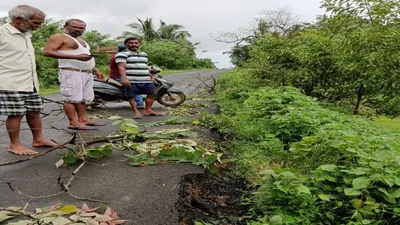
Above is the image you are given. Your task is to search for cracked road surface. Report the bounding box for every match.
[0,69,225,225]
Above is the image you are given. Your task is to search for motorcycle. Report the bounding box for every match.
[91,66,186,107]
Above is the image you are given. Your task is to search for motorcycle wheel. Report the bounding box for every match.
[157,92,186,107]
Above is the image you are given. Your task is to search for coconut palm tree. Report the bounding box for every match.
[157,20,192,40]
[117,18,191,42]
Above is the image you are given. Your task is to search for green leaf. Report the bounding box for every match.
[280,171,297,179]
[297,185,311,195]
[123,118,138,124]
[393,208,400,213]
[208,164,218,173]
[344,188,362,196]
[125,127,139,134]
[111,120,122,125]
[352,177,371,189]
[362,220,372,225]
[277,185,289,194]
[269,215,283,225]
[259,169,275,175]
[87,150,104,158]
[351,199,364,209]
[101,148,113,157]
[59,205,78,214]
[326,212,335,221]
[384,175,396,187]
[63,156,78,165]
[325,175,338,183]
[318,194,330,201]
[128,154,157,166]
[192,120,201,125]
[108,116,122,120]
[193,150,203,161]
[319,164,337,172]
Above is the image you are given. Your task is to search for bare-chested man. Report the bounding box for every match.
[43,19,105,130]
[0,5,57,155]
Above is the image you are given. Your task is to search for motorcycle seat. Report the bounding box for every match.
[96,79,124,89]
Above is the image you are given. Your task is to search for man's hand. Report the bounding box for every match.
[73,54,92,61]
[92,67,105,80]
[121,77,131,87]
[95,72,105,80]
[150,74,157,83]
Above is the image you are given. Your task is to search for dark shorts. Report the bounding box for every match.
[123,83,157,99]
[0,91,43,116]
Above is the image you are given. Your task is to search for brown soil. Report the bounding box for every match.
[177,172,251,225]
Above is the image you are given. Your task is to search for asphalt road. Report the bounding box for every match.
[0,69,225,225]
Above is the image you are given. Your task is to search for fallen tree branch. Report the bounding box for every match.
[85,135,125,146]
[63,161,86,190]
[0,133,76,167]
[60,159,106,203]
[15,189,64,200]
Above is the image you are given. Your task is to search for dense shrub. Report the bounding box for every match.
[203,69,400,224]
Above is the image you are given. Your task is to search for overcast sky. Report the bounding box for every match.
[0,0,324,68]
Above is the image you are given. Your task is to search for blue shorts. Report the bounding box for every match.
[124,83,157,99]
[113,78,156,99]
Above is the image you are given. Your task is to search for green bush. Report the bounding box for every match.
[192,58,215,69]
[209,69,400,224]
[141,40,213,69]
[238,0,400,117]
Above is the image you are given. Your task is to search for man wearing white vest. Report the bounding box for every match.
[43,19,105,130]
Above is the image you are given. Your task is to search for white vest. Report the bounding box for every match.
[57,33,95,70]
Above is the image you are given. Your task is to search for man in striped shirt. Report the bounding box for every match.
[116,37,163,119]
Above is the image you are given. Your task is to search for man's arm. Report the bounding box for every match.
[117,62,131,87]
[42,34,91,61]
[115,53,131,87]
[92,67,105,80]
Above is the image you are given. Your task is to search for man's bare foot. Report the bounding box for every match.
[133,113,142,119]
[79,119,94,125]
[144,111,165,116]
[79,120,105,126]
[32,139,58,148]
[9,144,38,155]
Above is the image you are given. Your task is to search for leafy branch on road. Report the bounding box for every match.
[184,73,217,94]
[0,202,126,225]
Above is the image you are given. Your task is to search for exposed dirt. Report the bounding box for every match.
[177,172,251,225]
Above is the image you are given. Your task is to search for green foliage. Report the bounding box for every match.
[108,116,222,172]
[230,0,400,116]
[57,144,114,167]
[211,68,400,224]
[141,40,215,69]
[119,17,191,42]
[227,45,253,67]
[31,20,64,88]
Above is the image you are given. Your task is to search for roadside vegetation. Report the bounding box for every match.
[198,0,400,224]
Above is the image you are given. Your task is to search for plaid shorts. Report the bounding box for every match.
[0,91,43,116]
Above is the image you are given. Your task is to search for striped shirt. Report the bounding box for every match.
[115,50,151,83]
